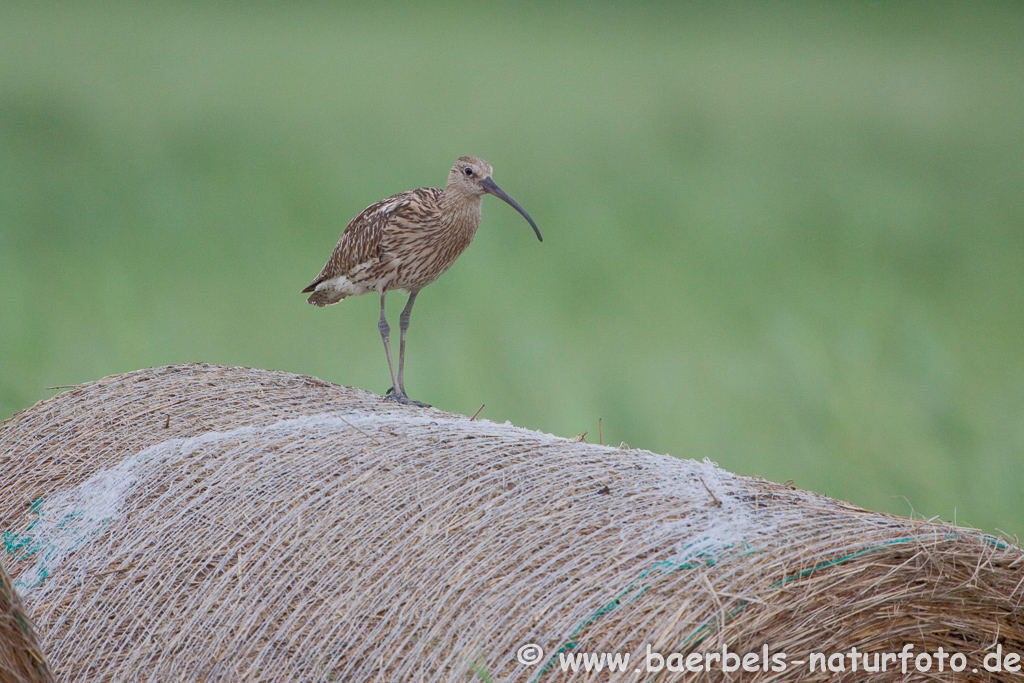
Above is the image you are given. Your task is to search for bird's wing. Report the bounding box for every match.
[303,188,442,292]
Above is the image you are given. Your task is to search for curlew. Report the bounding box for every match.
[302,156,542,406]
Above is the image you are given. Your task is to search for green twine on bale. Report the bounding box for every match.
[530,539,752,682]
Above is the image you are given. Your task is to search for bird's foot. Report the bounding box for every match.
[384,387,431,408]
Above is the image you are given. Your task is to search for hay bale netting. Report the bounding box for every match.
[1,364,1022,682]
[1,559,52,683]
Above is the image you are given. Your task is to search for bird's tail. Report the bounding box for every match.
[302,280,346,307]
[304,289,346,307]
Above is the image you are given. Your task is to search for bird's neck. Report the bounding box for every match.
[439,188,484,238]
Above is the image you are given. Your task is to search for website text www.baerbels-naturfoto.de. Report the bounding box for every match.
[529,643,1024,675]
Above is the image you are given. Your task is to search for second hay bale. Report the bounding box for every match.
[0,559,51,683]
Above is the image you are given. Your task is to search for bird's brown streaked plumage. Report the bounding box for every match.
[302,156,541,406]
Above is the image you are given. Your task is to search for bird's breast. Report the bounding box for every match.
[384,212,479,291]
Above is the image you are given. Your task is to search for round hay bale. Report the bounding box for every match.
[1,363,1021,682]
[1,559,52,683]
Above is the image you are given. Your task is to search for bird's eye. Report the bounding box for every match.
[464,167,473,175]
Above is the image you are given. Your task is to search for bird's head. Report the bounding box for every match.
[448,156,493,195]
[448,156,542,241]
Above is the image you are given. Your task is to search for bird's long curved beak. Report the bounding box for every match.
[480,176,543,242]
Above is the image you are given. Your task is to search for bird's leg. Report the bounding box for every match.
[378,292,401,398]
[380,291,429,407]
[397,292,418,397]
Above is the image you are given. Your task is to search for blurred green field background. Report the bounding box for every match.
[1,2,1022,536]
